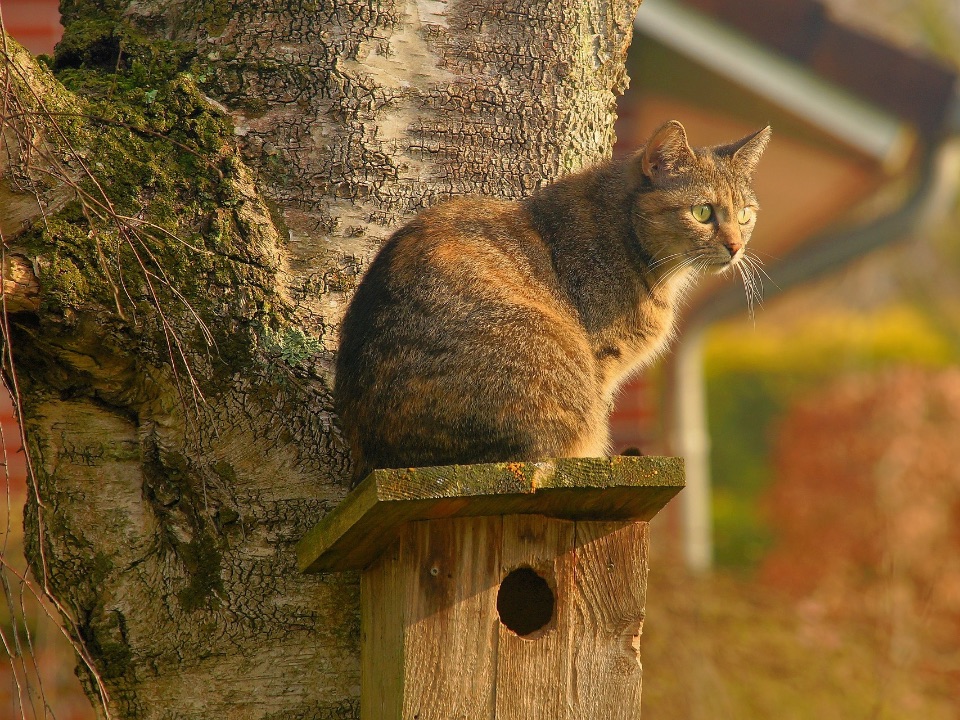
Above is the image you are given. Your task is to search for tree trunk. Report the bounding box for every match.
[0,0,640,716]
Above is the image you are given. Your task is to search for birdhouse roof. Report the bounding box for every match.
[297,456,684,573]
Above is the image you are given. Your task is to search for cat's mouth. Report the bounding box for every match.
[708,256,739,274]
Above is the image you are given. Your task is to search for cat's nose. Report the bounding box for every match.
[724,240,742,257]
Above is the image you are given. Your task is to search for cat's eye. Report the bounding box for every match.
[691,204,713,223]
[737,207,755,224]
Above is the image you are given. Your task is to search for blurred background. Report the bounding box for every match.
[615,0,960,718]
[2,4,97,718]
[3,0,960,717]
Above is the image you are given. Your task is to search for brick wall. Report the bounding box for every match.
[2,0,63,55]
[0,387,24,489]
[2,0,60,486]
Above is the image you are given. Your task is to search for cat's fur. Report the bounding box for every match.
[335,121,771,482]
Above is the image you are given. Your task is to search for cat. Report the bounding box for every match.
[335,120,770,483]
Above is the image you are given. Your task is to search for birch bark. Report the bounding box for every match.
[0,0,640,716]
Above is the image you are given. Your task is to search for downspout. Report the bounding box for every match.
[670,135,960,573]
[670,328,711,573]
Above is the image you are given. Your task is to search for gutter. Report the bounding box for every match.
[636,0,912,166]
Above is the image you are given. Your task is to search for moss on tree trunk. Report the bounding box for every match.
[1,0,641,716]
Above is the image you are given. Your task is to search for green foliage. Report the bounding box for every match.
[707,305,956,378]
[703,303,960,569]
[258,326,324,368]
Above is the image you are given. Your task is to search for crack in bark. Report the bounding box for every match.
[3,0,641,716]
[1,253,41,313]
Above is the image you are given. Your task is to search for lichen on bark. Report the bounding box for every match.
[2,0,642,717]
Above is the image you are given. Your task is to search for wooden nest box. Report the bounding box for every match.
[297,456,684,719]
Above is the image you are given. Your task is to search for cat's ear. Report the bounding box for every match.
[641,120,695,181]
[717,126,771,177]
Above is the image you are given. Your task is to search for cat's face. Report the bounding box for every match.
[632,121,770,282]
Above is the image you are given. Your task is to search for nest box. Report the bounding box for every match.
[297,456,684,720]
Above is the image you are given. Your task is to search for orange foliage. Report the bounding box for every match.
[763,366,960,697]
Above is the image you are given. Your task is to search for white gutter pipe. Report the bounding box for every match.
[671,138,960,573]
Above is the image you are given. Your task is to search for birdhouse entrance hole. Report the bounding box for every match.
[496,566,555,637]
[296,457,686,719]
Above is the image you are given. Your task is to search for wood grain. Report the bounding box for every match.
[361,540,404,720]
[494,515,576,718]
[298,456,683,573]
[569,521,648,719]
[359,514,654,719]
[320,461,668,718]
[401,517,501,720]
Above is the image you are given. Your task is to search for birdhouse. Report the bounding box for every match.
[297,456,684,720]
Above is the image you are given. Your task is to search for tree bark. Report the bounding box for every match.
[0,0,640,717]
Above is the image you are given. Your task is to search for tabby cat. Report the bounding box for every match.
[335,120,771,483]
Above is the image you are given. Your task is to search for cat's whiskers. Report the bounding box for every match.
[749,248,782,262]
[647,251,696,289]
[636,214,671,230]
[743,252,780,291]
[695,252,716,274]
[735,262,755,319]
[647,250,690,271]
[735,252,767,320]
[649,266,679,293]
[743,254,768,301]
[650,253,700,293]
